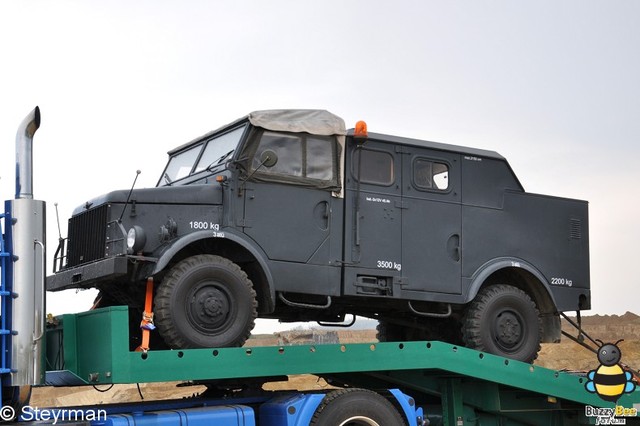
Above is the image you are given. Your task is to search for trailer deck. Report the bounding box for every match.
[44,306,640,425]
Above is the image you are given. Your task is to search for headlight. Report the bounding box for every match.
[127,226,146,253]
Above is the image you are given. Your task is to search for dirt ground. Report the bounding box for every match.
[30,312,640,407]
[537,312,640,371]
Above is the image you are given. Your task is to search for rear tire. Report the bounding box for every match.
[376,320,406,342]
[462,284,542,363]
[310,388,404,425]
[154,255,257,349]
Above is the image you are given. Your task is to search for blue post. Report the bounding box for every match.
[0,206,15,400]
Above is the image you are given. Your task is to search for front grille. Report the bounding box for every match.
[67,204,109,267]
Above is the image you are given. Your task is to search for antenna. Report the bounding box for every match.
[54,203,62,240]
[119,170,141,222]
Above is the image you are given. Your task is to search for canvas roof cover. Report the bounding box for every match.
[247,109,346,197]
[248,109,346,136]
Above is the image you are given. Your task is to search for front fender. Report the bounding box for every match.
[151,229,275,311]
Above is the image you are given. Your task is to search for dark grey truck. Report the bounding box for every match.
[47,110,590,362]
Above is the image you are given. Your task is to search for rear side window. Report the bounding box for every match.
[353,148,394,186]
[414,159,449,191]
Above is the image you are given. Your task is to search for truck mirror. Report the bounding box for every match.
[260,150,278,167]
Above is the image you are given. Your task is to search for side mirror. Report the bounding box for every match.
[260,150,278,167]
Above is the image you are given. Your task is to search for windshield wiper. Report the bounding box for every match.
[163,173,173,185]
[206,150,235,171]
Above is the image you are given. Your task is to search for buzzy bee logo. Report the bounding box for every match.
[585,340,636,402]
[584,339,638,424]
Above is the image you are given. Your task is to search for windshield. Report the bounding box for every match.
[160,125,246,186]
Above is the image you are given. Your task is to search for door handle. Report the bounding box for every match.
[447,234,460,262]
[323,201,330,219]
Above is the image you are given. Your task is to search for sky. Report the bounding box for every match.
[0,1,639,333]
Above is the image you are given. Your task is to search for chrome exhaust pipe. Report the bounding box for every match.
[7,106,46,386]
[15,106,41,199]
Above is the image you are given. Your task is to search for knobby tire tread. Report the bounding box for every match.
[154,254,257,349]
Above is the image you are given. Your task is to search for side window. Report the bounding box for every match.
[414,158,449,191]
[252,131,337,184]
[306,136,334,180]
[253,132,303,177]
[353,148,394,186]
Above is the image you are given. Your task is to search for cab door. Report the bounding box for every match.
[244,183,334,263]
[401,150,462,294]
[241,130,342,295]
[343,140,403,297]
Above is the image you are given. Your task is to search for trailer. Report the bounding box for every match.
[0,107,638,425]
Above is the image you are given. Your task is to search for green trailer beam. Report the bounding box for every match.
[46,306,640,424]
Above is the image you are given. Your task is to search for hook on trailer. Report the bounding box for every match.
[560,311,600,354]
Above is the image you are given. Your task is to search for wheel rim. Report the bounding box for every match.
[492,309,525,352]
[186,280,235,334]
[338,416,380,426]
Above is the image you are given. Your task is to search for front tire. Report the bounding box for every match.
[462,284,542,363]
[310,389,405,425]
[154,255,257,349]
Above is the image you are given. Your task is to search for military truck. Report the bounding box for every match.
[47,109,590,362]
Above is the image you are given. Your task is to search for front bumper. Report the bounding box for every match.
[46,256,130,291]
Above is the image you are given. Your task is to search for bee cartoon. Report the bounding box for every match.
[585,339,636,402]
